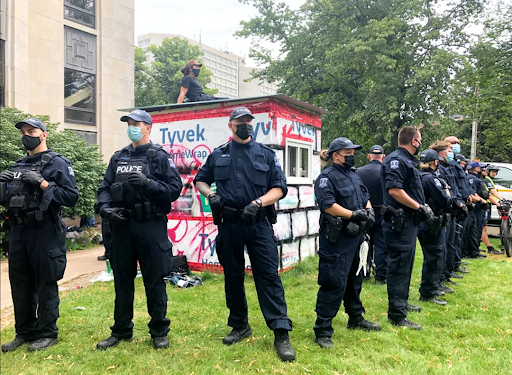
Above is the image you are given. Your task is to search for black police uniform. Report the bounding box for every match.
[2,150,78,340]
[96,142,182,339]
[314,164,370,338]
[464,172,487,258]
[418,169,451,298]
[356,160,386,282]
[437,161,462,280]
[448,160,470,268]
[193,138,292,332]
[380,147,425,322]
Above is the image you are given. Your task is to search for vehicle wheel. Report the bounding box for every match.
[501,217,512,257]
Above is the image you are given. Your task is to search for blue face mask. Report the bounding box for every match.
[452,144,461,154]
[446,151,454,163]
[127,126,143,142]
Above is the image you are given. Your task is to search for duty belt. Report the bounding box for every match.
[222,206,267,223]
[8,210,52,228]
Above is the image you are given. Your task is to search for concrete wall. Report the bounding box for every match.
[2,0,134,162]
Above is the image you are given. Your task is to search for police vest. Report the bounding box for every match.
[484,176,496,203]
[4,152,60,217]
[110,146,158,209]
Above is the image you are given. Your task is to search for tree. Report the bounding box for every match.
[0,107,106,220]
[135,37,217,107]
[237,0,483,153]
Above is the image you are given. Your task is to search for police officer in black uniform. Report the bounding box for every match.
[418,150,451,306]
[0,118,78,352]
[193,107,295,362]
[356,145,387,284]
[314,138,381,349]
[380,126,434,330]
[96,109,182,350]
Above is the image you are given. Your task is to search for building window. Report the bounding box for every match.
[72,130,97,145]
[64,0,95,28]
[0,39,5,107]
[64,69,95,125]
[286,140,312,184]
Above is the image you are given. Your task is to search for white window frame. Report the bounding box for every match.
[285,139,313,185]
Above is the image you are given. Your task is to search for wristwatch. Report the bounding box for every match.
[255,198,263,207]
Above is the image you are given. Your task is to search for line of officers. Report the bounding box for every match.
[0,111,502,359]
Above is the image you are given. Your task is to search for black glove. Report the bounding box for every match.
[365,208,375,229]
[100,207,128,225]
[128,171,149,188]
[0,171,14,182]
[241,203,260,226]
[351,209,368,222]
[21,171,44,186]
[418,204,435,226]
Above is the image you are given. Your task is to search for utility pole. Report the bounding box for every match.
[470,85,479,160]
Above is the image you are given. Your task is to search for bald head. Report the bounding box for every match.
[445,136,460,144]
[368,153,385,162]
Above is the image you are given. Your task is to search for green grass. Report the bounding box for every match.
[1,238,512,375]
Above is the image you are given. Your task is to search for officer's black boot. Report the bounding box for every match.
[27,338,58,352]
[1,337,30,352]
[273,329,295,362]
[152,336,169,350]
[222,325,252,345]
[347,315,382,331]
[315,336,334,349]
[439,284,454,294]
[405,304,422,313]
[96,336,132,350]
[419,295,448,305]
[389,318,422,330]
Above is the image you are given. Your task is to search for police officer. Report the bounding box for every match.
[464,161,489,259]
[380,126,434,330]
[418,150,452,305]
[481,165,504,255]
[193,107,295,362]
[356,145,387,284]
[314,138,381,349]
[96,109,182,350]
[0,118,78,352]
[430,141,465,285]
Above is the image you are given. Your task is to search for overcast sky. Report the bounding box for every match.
[134,0,301,66]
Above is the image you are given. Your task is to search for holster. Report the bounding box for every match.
[429,215,443,236]
[211,205,223,225]
[266,204,278,224]
[321,212,343,244]
[381,206,405,233]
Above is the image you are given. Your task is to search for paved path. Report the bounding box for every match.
[1,246,106,310]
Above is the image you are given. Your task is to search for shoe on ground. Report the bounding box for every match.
[222,325,252,346]
[27,338,58,352]
[445,279,459,286]
[420,295,448,305]
[488,247,504,255]
[315,336,334,349]
[406,304,421,313]
[449,272,463,279]
[471,253,487,258]
[460,261,469,266]
[439,284,455,294]
[274,329,295,362]
[454,267,469,274]
[374,279,386,285]
[389,318,422,330]
[96,336,132,350]
[437,290,446,296]
[152,336,169,349]
[347,315,381,331]
[1,337,30,352]
[97,255,107,261]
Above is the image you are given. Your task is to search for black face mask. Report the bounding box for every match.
[192,68,200,77]
[413,141,422,155]
[235,123,253,140]
[22,135,42,151]
[343,155,355,169]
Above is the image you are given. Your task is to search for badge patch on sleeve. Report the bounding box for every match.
[390,160,400,169]
[168,157,176,169]
[68,166,75,176]
[434,178,442,189]
[319,178,328,188]
[274,156,281,168]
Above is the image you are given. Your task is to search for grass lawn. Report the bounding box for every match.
[1,238,511,375]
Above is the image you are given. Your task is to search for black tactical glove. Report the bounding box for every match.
[365,208,376,229]
[100,207,128,225]
[128,171,149,188]
[0,171,14,182]
[21,171,44,186]
[208,193,223,225]
[418,204,435,226]
[351,209,368,222]
[241,203,260,226]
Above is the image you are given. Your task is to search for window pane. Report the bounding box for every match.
[288,146,297,177]
[65,0,94,12]
[300,147,309,177]
[65,69,95,110]
[65,108,94,125]
[64,6,94,27]
[495,167,512,189]
[72,130,97,144]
